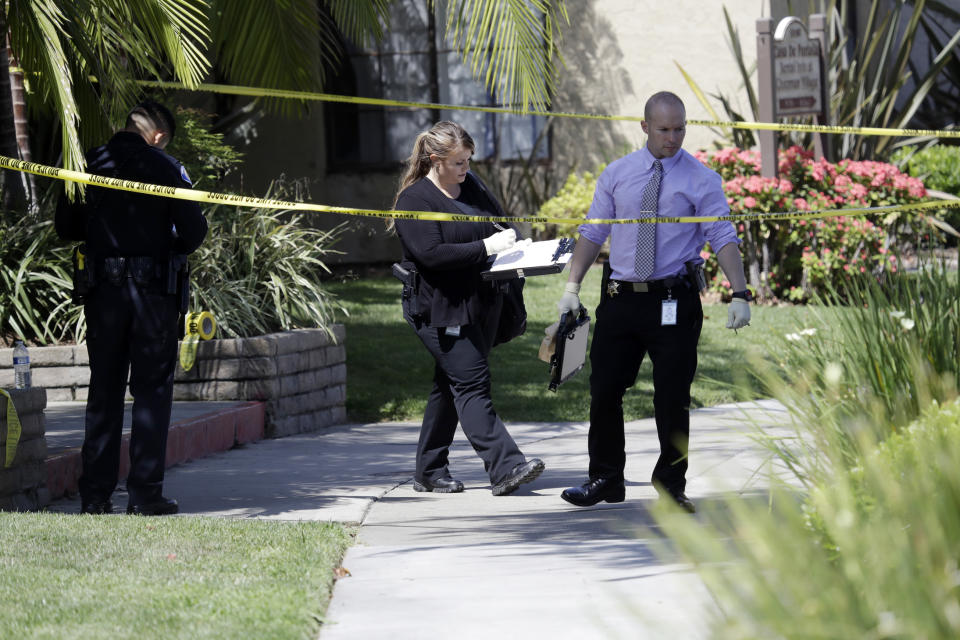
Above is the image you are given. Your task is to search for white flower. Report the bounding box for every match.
[889,310,906,319]
[799,328,817,336]
[900,318,915,331]
[785,333,802,341]
[835,508,854,528]
[824,362,843,386]
[877,611,898,635]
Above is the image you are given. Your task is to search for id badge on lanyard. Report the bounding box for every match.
[661,294,678,326]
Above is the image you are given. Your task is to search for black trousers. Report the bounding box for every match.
[79,278,179,506]
[406,297,525,485]
[587,285,702,493]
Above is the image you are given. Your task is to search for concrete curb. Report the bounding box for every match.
[44,401,265,500]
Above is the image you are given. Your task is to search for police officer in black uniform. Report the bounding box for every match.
[55,100,207,516]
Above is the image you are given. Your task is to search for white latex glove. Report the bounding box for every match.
[727,298,751,330]
[482,228,516,256]
[557,281,581,319]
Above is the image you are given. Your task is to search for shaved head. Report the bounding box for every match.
[641,91,687,159]
[644,91,685,121]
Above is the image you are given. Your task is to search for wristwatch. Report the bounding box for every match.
[731,290,753,302]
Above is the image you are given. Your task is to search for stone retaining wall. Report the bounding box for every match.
[0,388,49,510]
[174,327,346,437]
[0,326,346,437]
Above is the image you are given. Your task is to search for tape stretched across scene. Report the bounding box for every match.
[139,80,960,139]
[179,311,217,373]
[1,155,959,227]
[1,389,22,468]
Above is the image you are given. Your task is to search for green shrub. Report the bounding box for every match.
[748,263,960,477]
[189,181,345,339]
[696,146,925,301]
[0,209,81,346]
[656,399,960,640]
[652,263,960,638]
[165,107,244,190]
[532,164,604,240]
[893,144,960,239]
[893,145,960,196]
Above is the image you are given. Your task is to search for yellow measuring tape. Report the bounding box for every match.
[179,311,217,372]
[140,80,960,139]
[2,154,958,226]
[1,389,22,469]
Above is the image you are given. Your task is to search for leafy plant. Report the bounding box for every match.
[530,162,605,240]
[655,399,960,640]
[0,209,80,346]
[696,145,926,300]
[165,107,244,190]
[189,181,346,339]
[893,144,960,240]
[676,2,960,161]
[749,261,960,477]
[653,256,960,639]
[471,117,558,227]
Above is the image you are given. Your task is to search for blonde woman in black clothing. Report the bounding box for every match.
[392,121,545,496]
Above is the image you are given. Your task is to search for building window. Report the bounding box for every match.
[325,1,550,171]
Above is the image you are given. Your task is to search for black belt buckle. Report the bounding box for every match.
[128,257,156,287]
[102,257,126,285]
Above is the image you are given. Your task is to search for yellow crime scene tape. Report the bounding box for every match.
[179,311,217,372]
[1,154,959,227]
[1,389,22,468]
[140,80,960,139]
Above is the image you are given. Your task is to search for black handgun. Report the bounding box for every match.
[391,263,420,298]
[685,260,707,292]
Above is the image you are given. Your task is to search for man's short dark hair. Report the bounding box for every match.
[127,100,176,140]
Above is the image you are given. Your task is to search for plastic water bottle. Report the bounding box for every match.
[13,340,31,389]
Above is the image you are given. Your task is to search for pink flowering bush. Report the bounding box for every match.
[697,146,926,302]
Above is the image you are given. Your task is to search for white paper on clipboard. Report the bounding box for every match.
[483,238,574,279]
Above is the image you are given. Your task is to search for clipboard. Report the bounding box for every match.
[482,238,575,280]
[549,305,590,391]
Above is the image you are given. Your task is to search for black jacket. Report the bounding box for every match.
[395,173,512,327]
[55,131,207,258]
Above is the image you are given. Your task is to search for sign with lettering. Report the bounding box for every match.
[773,17,822,117]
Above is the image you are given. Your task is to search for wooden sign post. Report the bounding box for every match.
[756,14,828,177]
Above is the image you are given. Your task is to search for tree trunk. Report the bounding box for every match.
[8,39,36,213]
[760,233,773,299]
[743,222,763,295]
[0,13,27,212]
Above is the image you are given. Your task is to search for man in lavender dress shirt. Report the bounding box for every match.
[556,91,751,513]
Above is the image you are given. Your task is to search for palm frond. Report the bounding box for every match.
[442,0,569,111]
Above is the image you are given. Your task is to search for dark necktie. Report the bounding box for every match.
[634,159,663,279]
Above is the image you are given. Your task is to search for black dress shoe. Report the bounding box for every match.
[561,477,626,507]
[491,458,545,496]
[127,497,179,516]
[662,490,696,513]
[80,500,113,515]
[413,476,464,493]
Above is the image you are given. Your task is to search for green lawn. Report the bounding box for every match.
[326,265,819,423]
[0,514,354,640]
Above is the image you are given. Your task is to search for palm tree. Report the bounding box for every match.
[1,0,569,203]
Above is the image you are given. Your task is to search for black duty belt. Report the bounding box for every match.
[607,275,691,297]
[98,256,163,287]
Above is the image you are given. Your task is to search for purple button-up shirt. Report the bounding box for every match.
[579,147,739,282]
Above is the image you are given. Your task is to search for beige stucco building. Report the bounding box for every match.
[194,1,850,264]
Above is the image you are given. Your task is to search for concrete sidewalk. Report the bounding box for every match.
[47,399,793,639]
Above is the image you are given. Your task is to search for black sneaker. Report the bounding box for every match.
[491,458,545,496]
